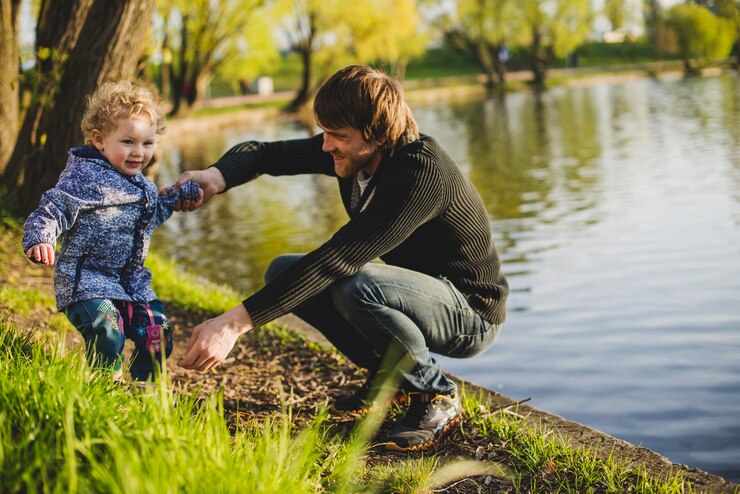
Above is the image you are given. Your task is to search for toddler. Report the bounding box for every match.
[22,81,200,383]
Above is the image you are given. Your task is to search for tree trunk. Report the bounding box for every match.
[289,46,313,112]
[444,30,498,88]
[643,0,660,43]
[474,43,497,88]
[2,0,94,188]
[3,0,155,215]
[683,59,700,76]
[191,70,212,109]
[160,28,171,102]
[0,0,21,173]
[392,57,408,81]
[168,13,189,117]
[492,53,507,86]
[288,13,315,112]
[530,30,550,87]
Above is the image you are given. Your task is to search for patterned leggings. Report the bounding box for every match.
[64,298,173,381]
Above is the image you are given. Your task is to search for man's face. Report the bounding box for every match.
[317,122,384,178]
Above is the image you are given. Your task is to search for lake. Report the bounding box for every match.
[153,74,740,481]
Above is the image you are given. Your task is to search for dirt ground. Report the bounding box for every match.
[1,225,514,493]
[2,224,737,493]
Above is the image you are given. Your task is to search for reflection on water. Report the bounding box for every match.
[153,75,740,481]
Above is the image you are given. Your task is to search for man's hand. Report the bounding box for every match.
[26,243,55,265]
[172,167,227,211]
[177,304,254,371]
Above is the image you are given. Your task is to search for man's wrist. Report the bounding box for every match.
[226,303,254,336]
[207,166,228,194]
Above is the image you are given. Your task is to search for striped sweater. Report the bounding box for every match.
[213,133,508,327]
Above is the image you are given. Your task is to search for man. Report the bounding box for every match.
[175,65,508,451]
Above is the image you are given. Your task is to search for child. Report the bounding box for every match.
[22,80,200,384]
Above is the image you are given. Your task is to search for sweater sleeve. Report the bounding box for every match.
[153,180,201,228]
[22,166,103,252]
[243,154,445,327]
[212,134,333,191]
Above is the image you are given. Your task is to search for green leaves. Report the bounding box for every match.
[666,3,737,70]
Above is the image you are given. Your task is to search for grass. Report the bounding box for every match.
[145,254,244,315]
[461,389,694,494]
[0,321,334,493]
[0,319,698,494]
[0,318,502,494]
[191,98,291,119]
[0,286,55,317]
[0,314,698,493]
[202,42,684,99]
[0,214,717,493]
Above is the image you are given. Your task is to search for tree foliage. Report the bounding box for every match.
[444,0,525,87]
[604,0,627,31]
[350,0,427,79]
[666,3,736,74]
[519,0,592,85]
[444,0,591,87]
[280,0,423,111]
[154,0,279,116]
[712,0,740,65]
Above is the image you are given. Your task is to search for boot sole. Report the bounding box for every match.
[384,411,464,452]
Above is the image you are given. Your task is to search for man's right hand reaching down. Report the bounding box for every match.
[173,167,227,211]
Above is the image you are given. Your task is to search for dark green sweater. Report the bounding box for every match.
[213,133,508,327]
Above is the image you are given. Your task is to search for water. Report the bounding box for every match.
[153,75,740,481]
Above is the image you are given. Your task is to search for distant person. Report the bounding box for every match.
[22,81,201,385]
[175,65,508,451]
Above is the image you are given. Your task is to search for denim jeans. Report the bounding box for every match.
[265,254,500,395]
[64,298,173,381]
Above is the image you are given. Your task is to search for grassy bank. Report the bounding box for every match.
[205,44,685,97]
[0,208,713,493]
[0,318,694,494]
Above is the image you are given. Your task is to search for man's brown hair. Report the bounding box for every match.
[313,65,419,149]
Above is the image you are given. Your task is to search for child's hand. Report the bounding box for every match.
[158,180,204,212]
[172,169,224,211]
[26,243,55,265]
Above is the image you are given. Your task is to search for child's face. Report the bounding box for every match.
[91,116,158,176]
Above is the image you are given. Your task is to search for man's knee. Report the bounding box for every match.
[265,254,304,283]
[332,268,385,318]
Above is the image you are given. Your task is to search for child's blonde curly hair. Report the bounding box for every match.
[80,81,166,144]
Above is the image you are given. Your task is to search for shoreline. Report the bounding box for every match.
[7,65,737,490]
[163,62,724,139]
[2,214,738,491]
[157,67,740,490]
[278,314,738,493]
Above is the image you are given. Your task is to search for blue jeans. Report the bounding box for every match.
[265,255,500,395]
[64,298,173,381]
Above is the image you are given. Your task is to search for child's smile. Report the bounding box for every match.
[92,116,157,176]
